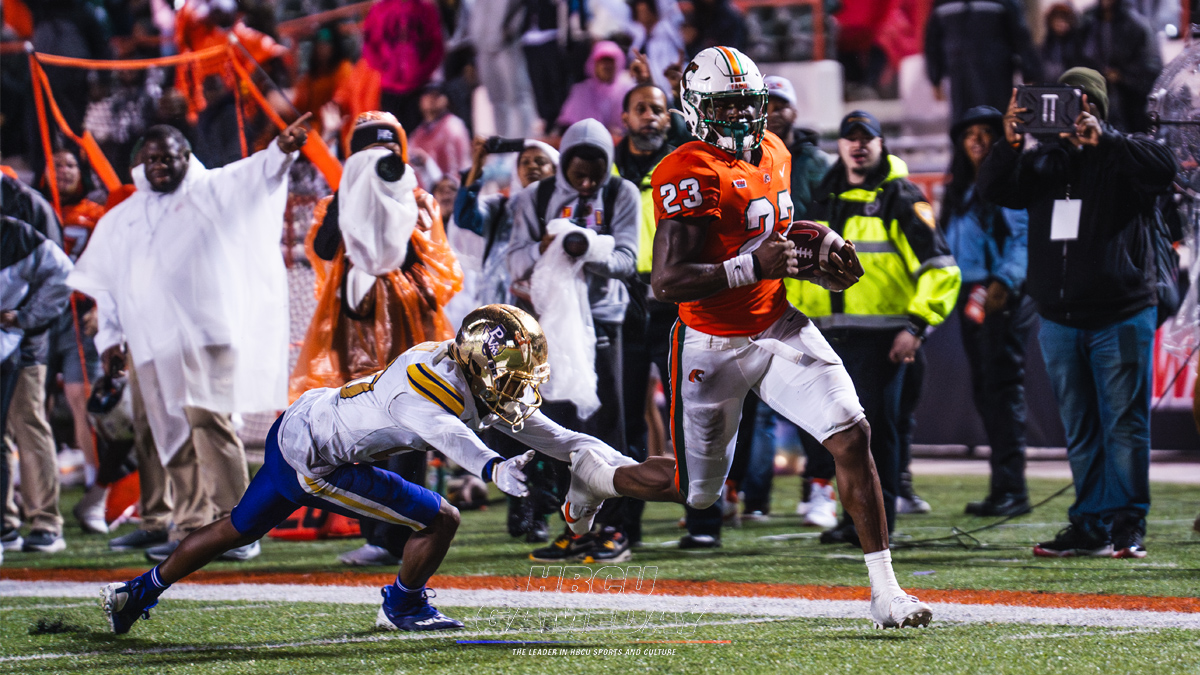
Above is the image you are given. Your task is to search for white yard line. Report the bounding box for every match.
[0,615,791,664]
[5,580,1200,633]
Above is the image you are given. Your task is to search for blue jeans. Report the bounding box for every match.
[1038,306,1154,536]
[740,394,781,514]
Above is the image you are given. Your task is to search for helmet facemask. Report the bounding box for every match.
[692,90,768,155]
[679,46,770,157]
[452,304,550,432]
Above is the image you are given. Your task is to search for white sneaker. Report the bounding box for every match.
[562,473,604,536]
[870,591,933,629]
[803,481,839,529]
[217,541,261,562]
[74,485,110,534]
[896,494,932,515]
[338,544,399,566]
[1,531,23,552]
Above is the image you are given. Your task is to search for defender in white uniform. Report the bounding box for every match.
[101,305,627,635]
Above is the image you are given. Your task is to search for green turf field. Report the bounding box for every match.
[3,596,1200,675]
[7,473,1200,597]
[4,473,1200,674]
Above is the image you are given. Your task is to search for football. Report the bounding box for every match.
[785,220,863,280]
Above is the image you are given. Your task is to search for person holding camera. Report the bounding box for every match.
[978,69,1177,559]
[455,136,559,310]
[507,118,641,563]
[294,111,464,568]
[942,106,1035,518]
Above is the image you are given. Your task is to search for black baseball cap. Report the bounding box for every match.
[839,110,882,139]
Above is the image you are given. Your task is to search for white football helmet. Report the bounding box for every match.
[680,46,769,154]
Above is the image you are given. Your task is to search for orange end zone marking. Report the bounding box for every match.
[5,567,1200,614]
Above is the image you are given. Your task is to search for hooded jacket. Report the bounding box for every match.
[507,119,641,324]
[977,128,1176,329]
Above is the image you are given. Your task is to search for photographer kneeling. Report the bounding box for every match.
[978,68,1177,559]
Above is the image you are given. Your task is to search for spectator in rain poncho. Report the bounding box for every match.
[292,111,463,568]
[67,122,307,562]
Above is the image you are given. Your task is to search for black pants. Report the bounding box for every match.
[379,91,423,135]
[620,297,676,544]
[897,347,926,476]
[510,321,627,538]
[523,42,569,130]
[801,329,906,531]
[583,321,633,536]
[360,450,427,558]
[959,288,1035,498]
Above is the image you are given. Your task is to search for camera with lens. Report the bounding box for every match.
[1015,85,1084,138]
[375,153,407,182]
[484,136,528,154]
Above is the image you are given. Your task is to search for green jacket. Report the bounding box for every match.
[786,154,960,333]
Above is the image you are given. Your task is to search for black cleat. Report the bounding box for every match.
[1033,525,1113,558]
[529,530,595,562]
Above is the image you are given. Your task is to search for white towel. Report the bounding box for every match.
[530,219,615,419]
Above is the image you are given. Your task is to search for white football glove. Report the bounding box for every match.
[492,450,535,498]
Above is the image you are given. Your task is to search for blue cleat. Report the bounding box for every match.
[101,577,162,635]
[375,585,464,631]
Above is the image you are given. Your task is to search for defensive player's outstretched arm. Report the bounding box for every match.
[650,216,798,303]
[510,412,683,503]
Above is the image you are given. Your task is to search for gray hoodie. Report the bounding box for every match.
[506,119,641,324]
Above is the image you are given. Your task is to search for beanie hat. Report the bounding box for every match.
[1058,67,1108,120]
[349,111,408,161]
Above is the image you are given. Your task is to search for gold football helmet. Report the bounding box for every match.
[450,304,550,430]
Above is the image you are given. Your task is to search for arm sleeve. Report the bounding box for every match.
[1101,131,1177,194]
[391,394,503,478]
[1006,0,1043,83]
[16,240,74,332]
[203,140,296,229]
[417,4,446,86]
[994,207,1028,290]
[583,181,639,279]
[92,290,124,355]
[923,9,945,86]
[498,410,619,463]
[891,185,961,328]
[453,181,489,236]
[312,195,342,261]
[505,185,542,284]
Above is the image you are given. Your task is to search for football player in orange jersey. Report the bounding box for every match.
[567,46,933,629]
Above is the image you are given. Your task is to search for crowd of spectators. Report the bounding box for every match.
[1,0,1196,566]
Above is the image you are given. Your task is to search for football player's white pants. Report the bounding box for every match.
[668,307,865,509]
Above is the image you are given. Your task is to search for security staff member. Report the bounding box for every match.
[786,110,961,544]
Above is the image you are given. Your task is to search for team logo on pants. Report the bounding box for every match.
[688,369,705,383]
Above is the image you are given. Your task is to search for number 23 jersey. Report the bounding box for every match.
[652,132,794,337]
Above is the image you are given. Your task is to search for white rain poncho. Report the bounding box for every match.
[336,147,420,308]
[530,218,615,419]
[68,141,294,463]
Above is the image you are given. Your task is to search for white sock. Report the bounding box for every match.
[594,462,620,500]
[864,549,905,599]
